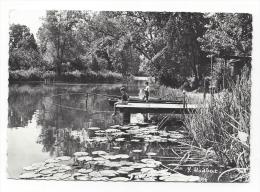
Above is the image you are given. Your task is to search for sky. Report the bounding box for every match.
[9,10,46,39]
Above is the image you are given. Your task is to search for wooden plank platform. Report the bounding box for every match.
[115,102,198,114]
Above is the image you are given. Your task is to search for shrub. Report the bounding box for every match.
[60,70,123,83]
[42,71,56,79]
[9,69,123,83]
[9,68,43,81]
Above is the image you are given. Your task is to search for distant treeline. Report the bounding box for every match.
[9,11,252,88]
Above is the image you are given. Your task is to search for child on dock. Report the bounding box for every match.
[120,87,129,104]
[143,81,150,102]
[112,86,129,116]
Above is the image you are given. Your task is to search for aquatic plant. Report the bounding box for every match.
[184,67,251,182]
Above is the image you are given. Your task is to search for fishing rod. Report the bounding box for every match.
[48,99,113,114]
[44,91,120,114]
[49,92,121,99]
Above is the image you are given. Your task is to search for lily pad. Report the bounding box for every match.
[19,172,41,179]
[76,175,90,181]
[55,156,71,161]
[92,137,108,142]
[115,154,130,159]
[115,138,125,142]
[106,128,120,133]
[103,155,118,160]
[103,161,122,168]
[92,151,108,156]
[93,157,107,161]
[143,177,157,181]
[140,159,161,167]
[130,163,148,169]
[73,152,89,157]
[88,127,101,131]
[99,170,118,177]
[58,165,71,171]
[52,173,72,180]
[94,159,110,165]
[40,168,57,175]
[95,133,106,136]
[77,156,93,162]
[120,126,131,130]
[45,158,60,164]
[112,146,121,150]
[118,166,135,173]
[119,161,134,166]
[132,149,142,153]
[146,152,157,156]
[78,169,93,174]
[140,167,154,173]
[110,177,130,181]
[89,171,102,178]
[91,177,109,181]
[110,125,121,128]
[23,165,38,171]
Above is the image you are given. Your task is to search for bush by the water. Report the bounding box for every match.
[61,70,122,83]
[9,68,43,81]
[183,67,251,182]
[9,69,123,83]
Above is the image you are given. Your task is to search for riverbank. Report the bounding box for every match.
[9,69,123,83]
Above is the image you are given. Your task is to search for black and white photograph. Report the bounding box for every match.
[0,0,260,191]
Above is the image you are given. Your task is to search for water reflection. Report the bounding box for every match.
[8,82,221,181]
[8,82,144,178]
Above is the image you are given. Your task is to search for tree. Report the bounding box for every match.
[38,10,86,77]
[9,24,41,70]
[9,24,38,51]
[198,13,252,89]
[198,13,252,57]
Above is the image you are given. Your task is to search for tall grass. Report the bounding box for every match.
[152,84,209,104]
[183,67,251,182]
[152,85,185,100]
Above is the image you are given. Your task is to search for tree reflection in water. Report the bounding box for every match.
[8,82,145,158]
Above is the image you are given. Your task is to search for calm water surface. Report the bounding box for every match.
[8,81,221,181]
[8,81,146,178]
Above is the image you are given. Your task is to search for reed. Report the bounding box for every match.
[183,67,251,182]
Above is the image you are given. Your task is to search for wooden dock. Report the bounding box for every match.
[115,102,198,114]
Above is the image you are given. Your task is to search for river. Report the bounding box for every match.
[7,81,221,182]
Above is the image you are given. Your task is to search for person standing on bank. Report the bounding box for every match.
[143,81,150,102]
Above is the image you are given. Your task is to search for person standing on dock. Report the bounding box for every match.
[143,81,150,102]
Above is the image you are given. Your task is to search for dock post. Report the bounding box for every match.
[183,91,186,109]
[85,93,88,109]
[123,111,130,124]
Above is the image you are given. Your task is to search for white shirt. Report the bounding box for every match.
[144,85,149,92]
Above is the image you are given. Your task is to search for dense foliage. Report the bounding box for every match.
[9,11,252,87]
